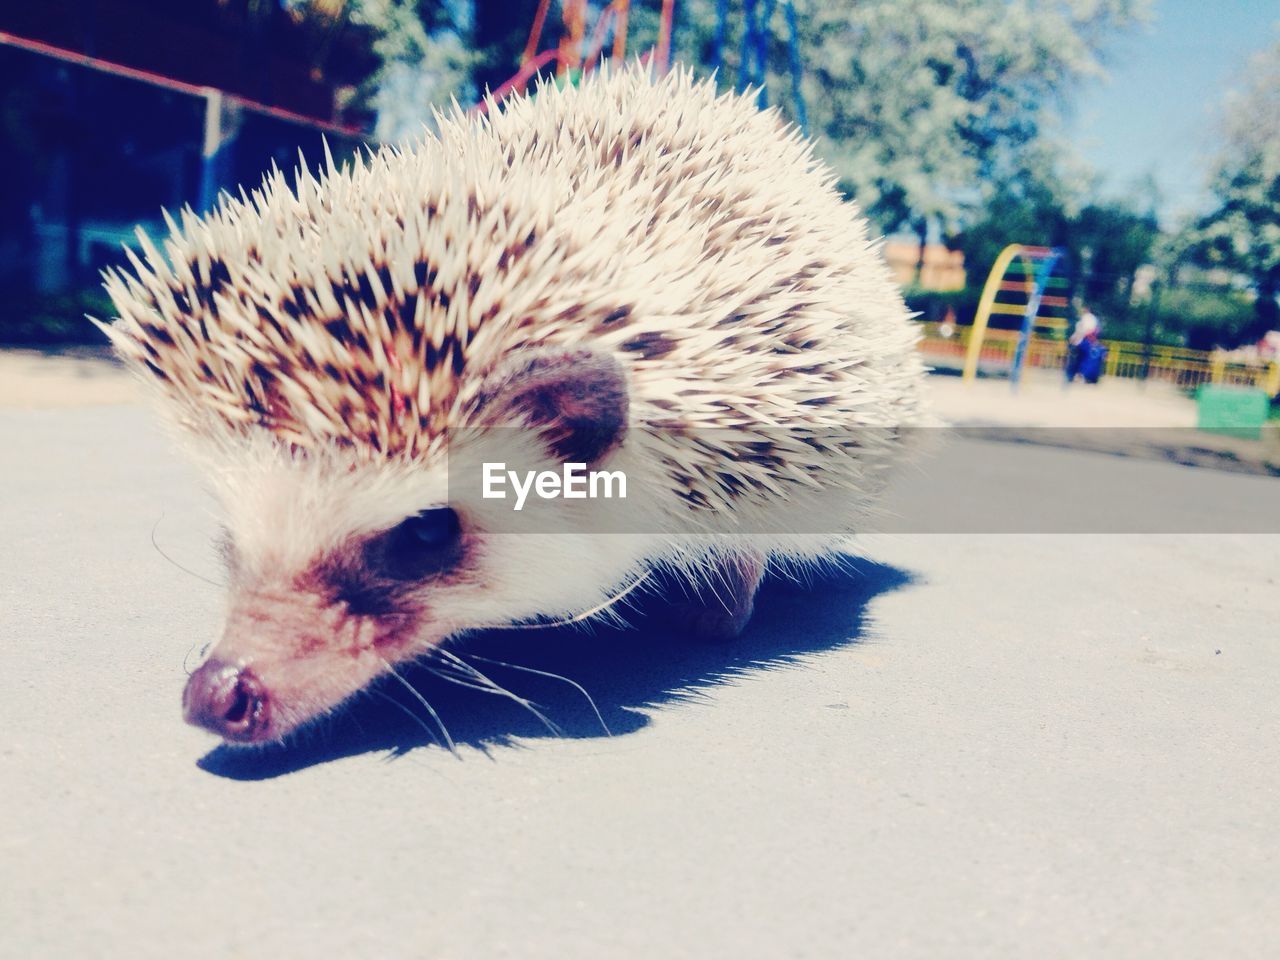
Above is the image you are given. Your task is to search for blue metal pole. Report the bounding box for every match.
[711,0,730,75]
[1011,248,1065,392]
[739,0,758,94]
[756,0,777,108]
[783,0,808,135]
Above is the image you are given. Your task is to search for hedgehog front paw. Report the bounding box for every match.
[677,552,766,642]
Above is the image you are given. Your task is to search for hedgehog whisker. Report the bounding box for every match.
[379,657,458,757]
[419,663,501,696]
[371,689,450,754]
[359,690,447,776]
[429,651,557,718]
[432,647,564,738]
[500,570,650,632]
[422,661,554,727]
[182,639,213,676]
[469,654,611,737]
[699,562,737,615]
[150,514,224,589]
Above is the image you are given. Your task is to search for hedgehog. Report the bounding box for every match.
[99,64,929,746]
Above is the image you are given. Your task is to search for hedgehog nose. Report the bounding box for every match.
[183,659,270,742]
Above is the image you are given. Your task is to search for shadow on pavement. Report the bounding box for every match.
[197,557,912,780]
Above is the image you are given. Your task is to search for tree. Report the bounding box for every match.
[670,0,1149,236]
[1195,39,1280,342]
[953,153,1079,288]
[952,172,1161,340]
[1073,200,1160,314]
[346,0,475,141]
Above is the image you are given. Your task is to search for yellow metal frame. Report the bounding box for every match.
[962,243,1024,383]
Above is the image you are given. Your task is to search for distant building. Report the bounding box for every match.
[0,0,376,333]
[882,240,966,291]
[0,1,375,125]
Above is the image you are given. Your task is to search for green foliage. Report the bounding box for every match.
[902,285,981,326]
[346,0,475,141]
[670,0,1149,233]
[1191,40,1280,340]
[1074,202,1160,306]
[952,164,1074,291]
[950,162,1167,341]
[1148,287,1258,352]
[0,289,112,346]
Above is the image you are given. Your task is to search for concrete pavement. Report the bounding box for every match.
[3,403,1279,958]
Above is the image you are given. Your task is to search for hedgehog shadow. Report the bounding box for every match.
[198,557,912,780]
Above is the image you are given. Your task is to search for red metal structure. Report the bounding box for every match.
[481,0,677,113]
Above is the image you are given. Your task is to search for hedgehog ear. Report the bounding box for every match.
[478,348,629,464]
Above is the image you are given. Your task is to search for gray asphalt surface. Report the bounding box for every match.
[3,406,1279,959]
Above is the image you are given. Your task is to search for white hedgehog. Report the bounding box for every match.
[100,65,928,745]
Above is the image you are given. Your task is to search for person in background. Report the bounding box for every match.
[1066,304,1107,384]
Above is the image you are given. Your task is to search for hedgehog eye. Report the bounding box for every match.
[403,507,459,547]
[376,507,462,581]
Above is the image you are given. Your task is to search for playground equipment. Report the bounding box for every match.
[944,243,1280,393]
[487,0,678,107]
[717,0,810,134]
[490,0,809,136]
[961,243,1071,388]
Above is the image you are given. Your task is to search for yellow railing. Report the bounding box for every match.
[920,323,1280,392]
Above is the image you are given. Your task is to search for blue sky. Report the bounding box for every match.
[1066,0,1278,222]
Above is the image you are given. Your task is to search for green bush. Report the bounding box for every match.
[1147,288,1257,351]
[0,289,113,346]
[901,286,982,326]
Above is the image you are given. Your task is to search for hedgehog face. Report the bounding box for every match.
[181,348,638,745]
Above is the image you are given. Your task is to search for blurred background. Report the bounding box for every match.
[0,0,1276,395]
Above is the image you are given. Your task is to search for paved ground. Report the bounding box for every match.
[928,369,1280,475]
[3,398,1279,959]
[926,367,1199,428]
[0,346,138,409]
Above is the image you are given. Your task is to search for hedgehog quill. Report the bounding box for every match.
[100,66,928,746]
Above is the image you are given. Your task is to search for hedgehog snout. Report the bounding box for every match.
[183,659,271,743]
